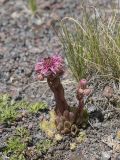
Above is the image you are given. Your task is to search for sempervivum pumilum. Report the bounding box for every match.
[76,79,91,124]
[35,55,91,135]
[35,55,70,116]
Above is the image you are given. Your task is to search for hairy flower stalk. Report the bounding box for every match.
[47,76,69,116]
[35,55,69,116]
[76,79,91,122]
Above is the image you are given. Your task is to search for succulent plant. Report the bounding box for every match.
[35,55,70,116]
[55,109,78,135]
[76,79,91,123]
[35,55,91,135]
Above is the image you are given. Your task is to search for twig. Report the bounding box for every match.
[88,120,95,129]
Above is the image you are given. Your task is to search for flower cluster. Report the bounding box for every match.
[76,79,91,112]
[77,79,91,99]
[35,55,64,78]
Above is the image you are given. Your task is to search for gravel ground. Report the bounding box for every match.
[0,0,120,160]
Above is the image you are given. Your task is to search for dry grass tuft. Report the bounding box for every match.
[57,9,120,82]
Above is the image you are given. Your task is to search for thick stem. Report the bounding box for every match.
[75,95,84,122]
[78,98,84,119]
[75,79,90,123]
[75,92,84,122]
[47,77,69,116]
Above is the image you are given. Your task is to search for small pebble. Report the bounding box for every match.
[21,110,28,117]
[22,117,25,121]
[93,122,102,129]
[0,128,4,134]
[0,142,7,151]
[87,105,97,114]
[28,123,33,130]
[103,86,113,98]
[33,133,42,139]
[2,155,9,160]
[116,154,120,160]
[101,152,111,160]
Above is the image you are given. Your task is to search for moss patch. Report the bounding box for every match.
[3,127,31,160]
[0,94,47,124]
[40,110,57,138]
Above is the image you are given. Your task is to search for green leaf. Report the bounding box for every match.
[29,102,47,113]
[28,0,37,14]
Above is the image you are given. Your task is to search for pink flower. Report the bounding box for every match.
[79,79,87,89]
[35,55,64,77]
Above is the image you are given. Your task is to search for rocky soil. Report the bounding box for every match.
[0,0,120,160]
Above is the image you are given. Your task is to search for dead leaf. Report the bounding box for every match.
[70,143,77,150]
[102,135,120,153]
[116,130,120,140]
[54,134,63,141]
[76,131,86,143]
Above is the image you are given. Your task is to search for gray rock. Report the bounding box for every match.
[33,133,43,140]
[12,89,22,101]
[116,154,120,160]
[101,152,111,160]
[0,142,7,151]
[93,122,102,129]
[2,155,9,160]
[87,105,97,114]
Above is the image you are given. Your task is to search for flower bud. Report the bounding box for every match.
[78,88,84,94]
[79,79,87,89]
[84,88,91,96]
[37,74,44,81]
